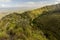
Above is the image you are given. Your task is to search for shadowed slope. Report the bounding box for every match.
[0,4,60,40]
[33,8,60,40]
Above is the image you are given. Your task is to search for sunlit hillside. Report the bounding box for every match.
[0,3,60,40]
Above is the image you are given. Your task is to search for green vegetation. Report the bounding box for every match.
[32,4,60,40]
[0,4,60,40]
[0,13,47,40]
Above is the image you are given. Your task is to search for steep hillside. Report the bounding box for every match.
[33,4,60,40]
[23,4,60,20]
[0,4,60,40]
[0,12,47,40]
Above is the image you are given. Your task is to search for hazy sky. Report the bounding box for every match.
[0,0,60,8]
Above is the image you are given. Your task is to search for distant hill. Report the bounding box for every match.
[0,7,36,19]
[0,4,60,40]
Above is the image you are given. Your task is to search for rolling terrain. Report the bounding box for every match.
[0,4,60,40]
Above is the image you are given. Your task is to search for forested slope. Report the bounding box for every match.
[0,4,60,40]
